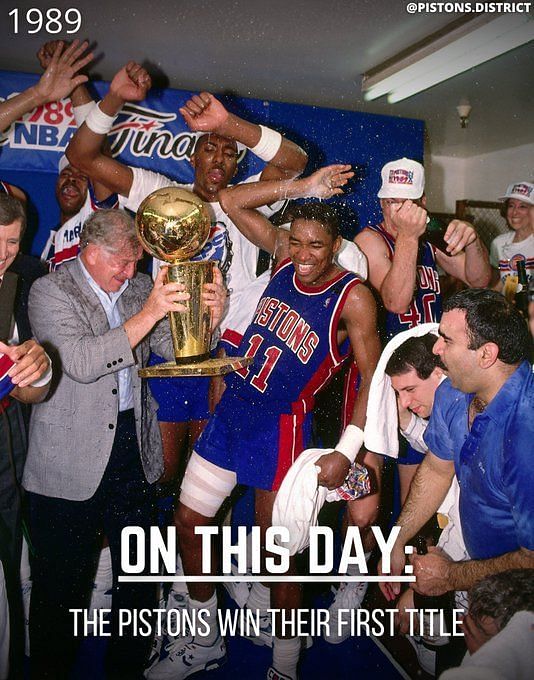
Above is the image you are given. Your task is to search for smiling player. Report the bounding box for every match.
[145,166,381,680]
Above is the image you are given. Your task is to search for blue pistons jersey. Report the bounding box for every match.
[367,223,442,340]
[225,260,361,414]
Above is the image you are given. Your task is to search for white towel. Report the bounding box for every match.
[364,322,439,458]
[273,447,365,556]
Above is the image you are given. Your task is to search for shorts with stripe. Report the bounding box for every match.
[195,392,312,491]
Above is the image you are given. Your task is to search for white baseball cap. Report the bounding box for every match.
[499,181,534,205]
[378,157,425,200]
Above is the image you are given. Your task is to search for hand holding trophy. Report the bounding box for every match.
[136,187,251,376]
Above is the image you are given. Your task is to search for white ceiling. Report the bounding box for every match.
[2,0,533,158]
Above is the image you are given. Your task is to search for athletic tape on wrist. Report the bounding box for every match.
[249,125,282,162]
[73,101,96,127]
[85,102,117,135]
[335,424,364,463]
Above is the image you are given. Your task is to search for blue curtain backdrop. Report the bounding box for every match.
[0,70,424,256]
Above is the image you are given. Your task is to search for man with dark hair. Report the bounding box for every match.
[383,331,467,675]
[288,202,340,238]
[146,167,380,680]
[33,41,120,271]
[380,288,534,603]
[386,334,445,382]
[385,334,446,504]
[0,194,51,677]
[67,60,308,495]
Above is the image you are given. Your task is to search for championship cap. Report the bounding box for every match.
[378,157,425,200]
[499,181,534,205]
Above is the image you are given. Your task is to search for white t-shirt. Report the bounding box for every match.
[119,166,284,333]
[490,231,534,285]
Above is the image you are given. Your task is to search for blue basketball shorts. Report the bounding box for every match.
[195,392,313,491]
[147,352,210,422]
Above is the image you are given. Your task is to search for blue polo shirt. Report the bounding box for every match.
[424,361,534,560]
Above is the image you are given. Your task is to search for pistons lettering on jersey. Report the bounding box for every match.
[252,296,319,365]
[417,265,440,292]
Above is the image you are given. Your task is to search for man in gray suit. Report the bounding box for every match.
[24,209,225,679]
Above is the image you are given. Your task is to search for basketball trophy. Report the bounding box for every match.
[135,186,251,377]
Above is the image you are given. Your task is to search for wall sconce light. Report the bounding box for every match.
[456,102,472,128]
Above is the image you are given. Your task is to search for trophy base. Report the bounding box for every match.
[174,352,210,364]
[138,356,253,378]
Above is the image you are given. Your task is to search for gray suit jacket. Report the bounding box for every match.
[23,259,173,500]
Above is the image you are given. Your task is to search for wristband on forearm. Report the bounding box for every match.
[249,125,282,162]
[335,424,364,464]
[85,102,117,135]
[73,101,96,127]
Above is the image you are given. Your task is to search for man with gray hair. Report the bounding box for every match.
[440,569,534,679]
[23,209,225,679]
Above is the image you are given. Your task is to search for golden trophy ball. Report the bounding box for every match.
[135,186,252,377]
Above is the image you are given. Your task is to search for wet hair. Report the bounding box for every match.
[0,194,26,234]
[79,209,139,253]
[385,333,445,380]
[443,288,531,364]
[290,202,340,240]
[468,569,534,632]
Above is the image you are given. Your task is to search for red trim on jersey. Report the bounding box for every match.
[269,278,360,490]
[272,258,292,277]
[366,223,395,261]
[52,243,80,268]
[272,413,304,491]
[329,278,361,365]
[293,268,354,295]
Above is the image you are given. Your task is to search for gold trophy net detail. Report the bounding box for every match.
[135,187,252,377]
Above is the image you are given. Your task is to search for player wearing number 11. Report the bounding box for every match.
[160,166,381,680]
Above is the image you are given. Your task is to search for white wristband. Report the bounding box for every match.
[73,101,96,127]
[85,102,117,135]
[335,424,364,463]
[249,125,282,162]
